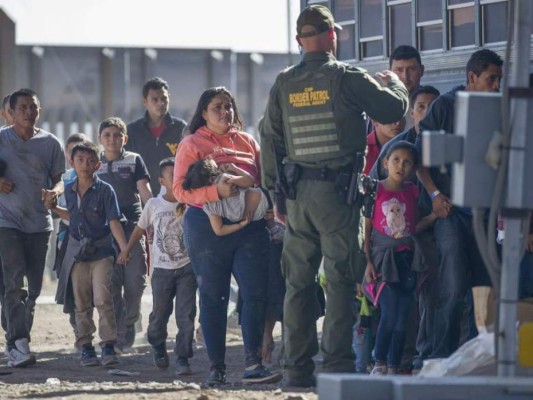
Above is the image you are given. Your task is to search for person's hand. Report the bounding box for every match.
[264,209,276,228]
[0,178,14,194]
[41,189,58,209]
[356,282,364,297]
[239,213,251,228]
[364,261,377,283]
[374,70,400,87]
[274,206,286,224]
[432,193,452,219]
[217,176,238,198]
[264,209,274,222]
[526,234,533,253]
[117,251,130,265]
[226,175,243,186]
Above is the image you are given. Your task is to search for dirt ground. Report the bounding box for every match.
[0,277,317,400]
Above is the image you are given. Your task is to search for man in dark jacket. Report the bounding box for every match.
[415,49,503,363]
[126,77,186,195]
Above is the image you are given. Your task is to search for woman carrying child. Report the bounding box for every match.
[364,141,436,375]
[173,87,281,386]
[177,158,272,236]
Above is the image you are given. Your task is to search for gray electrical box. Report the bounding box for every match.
[422,91,533,208]
[451,91,501,208]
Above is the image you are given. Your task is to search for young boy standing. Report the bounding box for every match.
[54,133,89,341]
[96,117,152,350]
[52,141,128,366]
[120,158,197,376]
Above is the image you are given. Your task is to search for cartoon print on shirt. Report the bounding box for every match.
[156,217,185,261]
[381,197,407,238]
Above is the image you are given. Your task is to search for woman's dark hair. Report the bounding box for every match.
[187,86,244,135]
[182,158,220,190]
[384,140,420,168]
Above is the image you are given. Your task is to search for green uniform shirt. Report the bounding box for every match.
[260,51,409,192]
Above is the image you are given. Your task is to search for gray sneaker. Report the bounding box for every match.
[7,348,35,368]
[242,365,282,384]
[14,338,31,355]
[175,359,192,376]
[7,338,36,368]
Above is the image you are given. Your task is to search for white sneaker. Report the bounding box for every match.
[15,338,31,355]
[6,338,36,368]
[370,365,388,375]
[6,348,35,368]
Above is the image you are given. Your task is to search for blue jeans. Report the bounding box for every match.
[374,251,414,367]
[184,206,269,370]
[0,228,50,346]
[520,252,533,299]
[431,210,487,358]
[352,322,372,373]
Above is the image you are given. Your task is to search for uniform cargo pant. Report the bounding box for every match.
[282,180,359,379]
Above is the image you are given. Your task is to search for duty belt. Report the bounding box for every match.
[299,166,339,182]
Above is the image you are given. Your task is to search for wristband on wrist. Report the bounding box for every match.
[430,190,441,200]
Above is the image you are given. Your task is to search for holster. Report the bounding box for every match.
[334,169,351,205]
[276,162,300,201]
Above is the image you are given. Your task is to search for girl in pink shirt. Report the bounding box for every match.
[364,141,436,375]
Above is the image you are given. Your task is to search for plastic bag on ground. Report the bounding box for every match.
[419,332,495,377]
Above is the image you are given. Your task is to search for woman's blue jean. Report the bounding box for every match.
[374,251,414,368]
[184,206,269,370]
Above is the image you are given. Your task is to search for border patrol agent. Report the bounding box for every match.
[260,5,408,389]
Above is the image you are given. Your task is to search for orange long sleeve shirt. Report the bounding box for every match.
[173,126,262,205]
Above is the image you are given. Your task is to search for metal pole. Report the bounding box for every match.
[287,0,293,65]
[498,0,532,377]
[124,50,131,120]
[230,50,237,96]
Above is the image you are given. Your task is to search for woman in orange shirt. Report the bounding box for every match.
[173,87,281,386]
